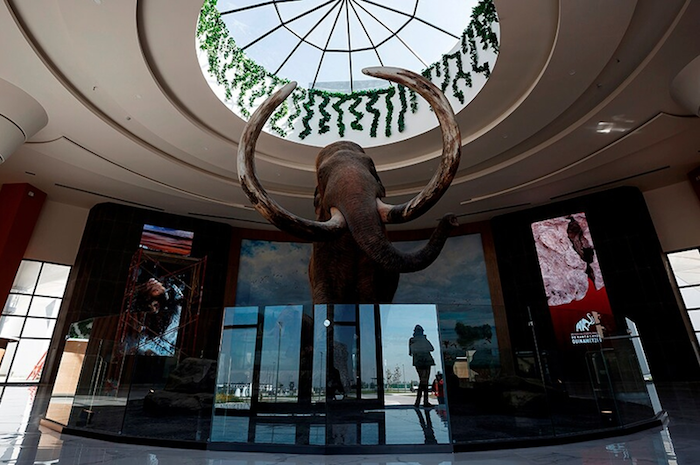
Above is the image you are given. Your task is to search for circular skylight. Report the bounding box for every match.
[216,0,472,93]
[197,0,499,146]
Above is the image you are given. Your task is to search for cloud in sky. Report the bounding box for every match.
[236,240,312,306]
[395,234,493,306]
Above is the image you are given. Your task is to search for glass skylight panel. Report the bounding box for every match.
[217,0,471,90]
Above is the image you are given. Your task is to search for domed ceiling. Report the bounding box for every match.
[0,0,699,231]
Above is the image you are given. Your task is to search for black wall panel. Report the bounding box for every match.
[492,187,700,382]
[55,202,231,363]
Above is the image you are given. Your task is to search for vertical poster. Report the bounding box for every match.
[531,212,615,347]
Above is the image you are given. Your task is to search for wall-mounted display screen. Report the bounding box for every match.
[122,269,186,356]
[531,212,615,347]
[119,252,205,357]
[140,224,194,256]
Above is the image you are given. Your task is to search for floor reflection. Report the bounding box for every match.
[0,383,697,464]
[211,405,450,446]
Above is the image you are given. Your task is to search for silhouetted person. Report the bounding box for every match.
[409,325,435,407]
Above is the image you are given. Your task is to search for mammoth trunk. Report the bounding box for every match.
[343,200,458,273]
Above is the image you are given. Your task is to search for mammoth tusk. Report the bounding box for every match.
[362,67,461,224]
[237,82,346,241]
[328,207,347,229]
[376,198,392,223]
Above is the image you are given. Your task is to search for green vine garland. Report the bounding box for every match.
[197,0,499,140]
[317,93,332,135]
[349,96,364,131]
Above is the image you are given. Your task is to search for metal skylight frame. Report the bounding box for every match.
[219,0,461,92]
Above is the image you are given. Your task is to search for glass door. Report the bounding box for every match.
[317,304,383,408]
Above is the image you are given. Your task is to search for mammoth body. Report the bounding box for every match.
[238,67,461,305]
[309,230,400,304]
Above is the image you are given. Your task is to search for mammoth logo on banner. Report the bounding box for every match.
[531,212,615,348]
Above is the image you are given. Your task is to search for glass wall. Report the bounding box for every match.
[62,314,214,441]
[55,302,658,452]
[0,260,70,384]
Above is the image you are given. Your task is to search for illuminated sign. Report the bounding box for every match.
[531,213,614,347]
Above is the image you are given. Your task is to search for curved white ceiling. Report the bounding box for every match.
[0,0,699,231]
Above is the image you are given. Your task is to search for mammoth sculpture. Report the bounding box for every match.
[238,67,461,304]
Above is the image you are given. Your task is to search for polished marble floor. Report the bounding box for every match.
[1,383,699,464]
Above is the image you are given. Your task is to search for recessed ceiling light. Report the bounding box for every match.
[596,121,628,134]
[597,122,614,134]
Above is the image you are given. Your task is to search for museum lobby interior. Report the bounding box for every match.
[2,0,700,463]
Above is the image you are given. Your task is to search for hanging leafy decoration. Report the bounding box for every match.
[288,89,307,129]
[384,87,396,137]
[349,96,364,132]
[397,85,408,133]
[332,95,350,137]
[317,92,332,135]
[299,92,316,140]
[197,0,499,140]
[365,92,381,138]
[269,100,289,137]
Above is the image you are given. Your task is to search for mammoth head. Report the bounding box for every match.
[238,67,461,244]
[312,141,386,218]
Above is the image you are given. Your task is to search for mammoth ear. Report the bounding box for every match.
[366,158,386,198]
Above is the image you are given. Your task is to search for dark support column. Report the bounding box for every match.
[0,183,46,309]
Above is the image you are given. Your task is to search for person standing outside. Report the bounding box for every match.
[432,372,445,405]
[409,325,435,407]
